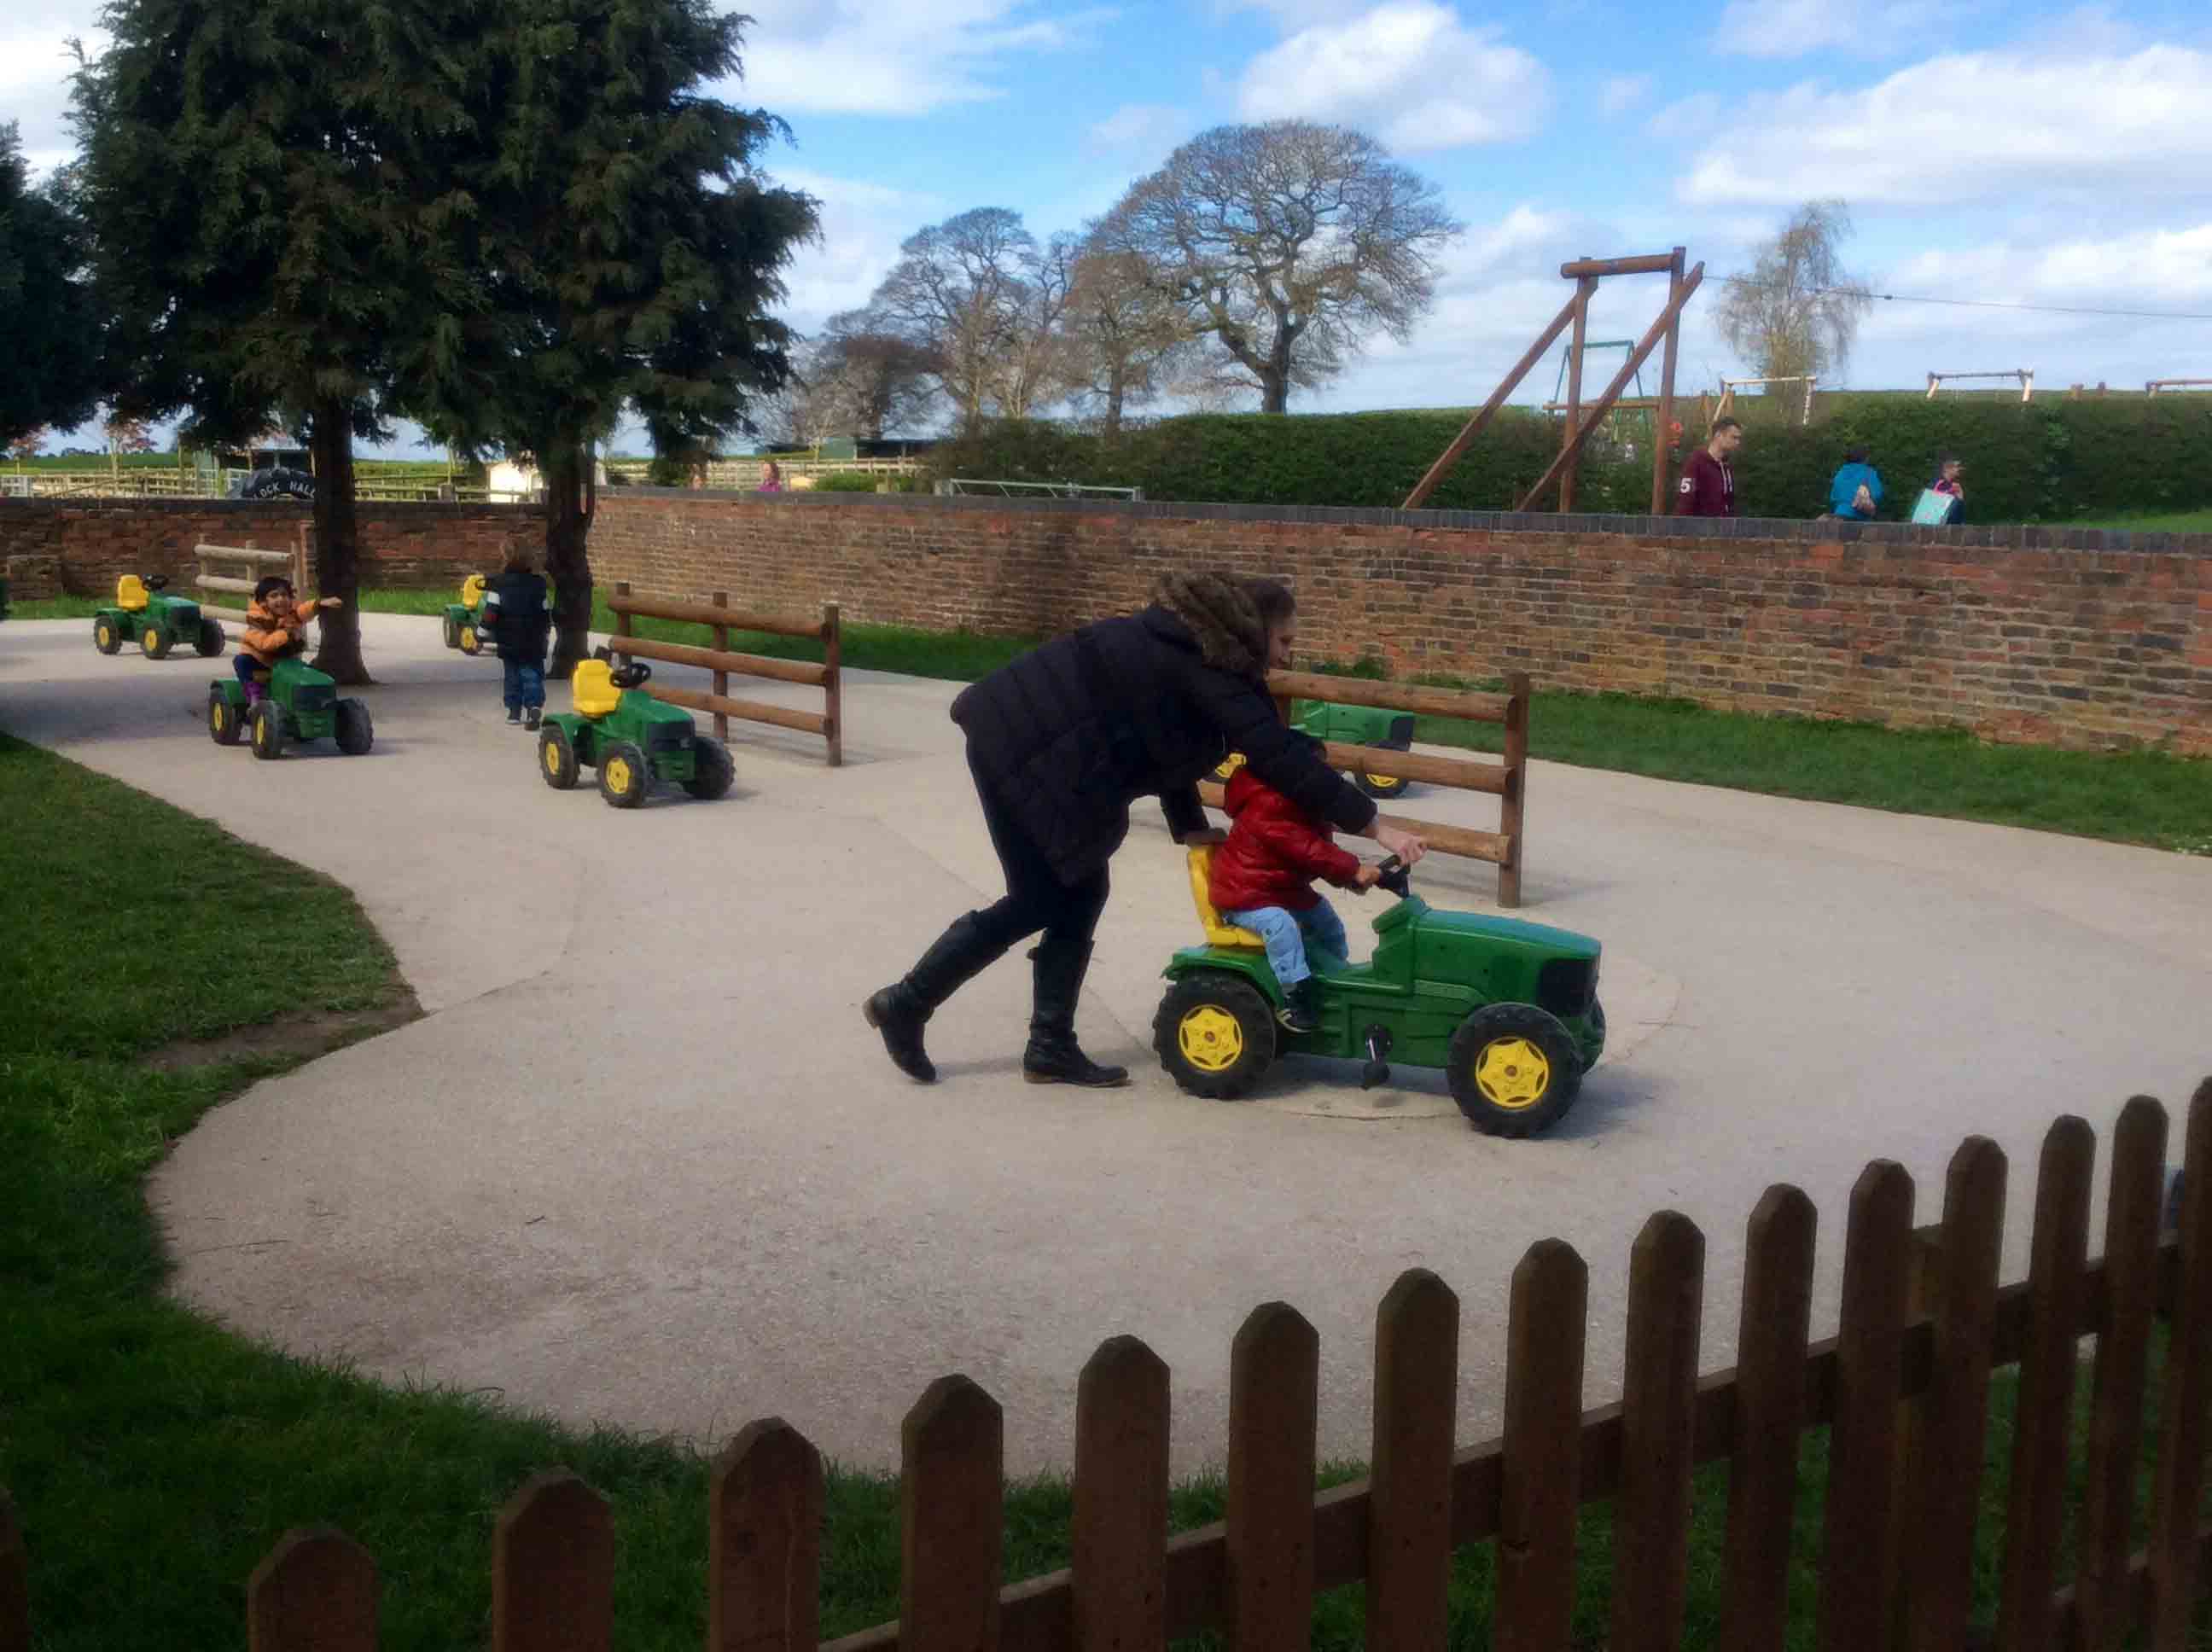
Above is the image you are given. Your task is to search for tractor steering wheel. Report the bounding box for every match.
[1375,855,1413,899]
[609,660,652,689]
[145,574,169,591]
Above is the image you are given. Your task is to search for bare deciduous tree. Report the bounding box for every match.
[1714,200,1872,384]
[1063,241,1190,433]
[1097,120,1460,414]
[868,207,1046,432]
[762,317,938,444]
[991,231,1079,421]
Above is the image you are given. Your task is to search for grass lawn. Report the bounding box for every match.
[2069,507,2212,532]
[3,731,2203,1648]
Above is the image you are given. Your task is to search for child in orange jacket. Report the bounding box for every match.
[234,576,341,702]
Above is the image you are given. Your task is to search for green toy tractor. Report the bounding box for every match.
[92,573,226,661]
[442,573,492,656]
[536,651,734,808]
[1215,700,1415,800]
[1156,850,1604,1137]
[207,655,374,759]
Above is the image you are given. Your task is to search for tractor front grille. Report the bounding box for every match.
[293,683,335,715]
[1537,957,1598,1019]
[648,724,693,756]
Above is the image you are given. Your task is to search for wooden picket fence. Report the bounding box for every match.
[3,1087,2206,1650]
[1199,670,1531,907]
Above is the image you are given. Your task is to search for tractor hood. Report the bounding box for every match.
[1375,897,1600,959]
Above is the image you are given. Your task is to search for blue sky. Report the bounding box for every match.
[11,0,2212,451]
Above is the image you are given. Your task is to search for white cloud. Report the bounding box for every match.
[736,0,1114,117]
[1085,102,1189,156]
[1670,44,2212,206]
[1,13,106,177]
[1599,74,1651,118]
[767,168,948,330]
[1236,3,1550,152]
[1714,0,1944,60]
[1887,222,2212,308]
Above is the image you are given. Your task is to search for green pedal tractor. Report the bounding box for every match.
[536,652,734,808]
[1156,849,1605,1137]
[442,573,492,656]
[207,656,374,759]
[92,574,226,661]
[1216,700,1416,800]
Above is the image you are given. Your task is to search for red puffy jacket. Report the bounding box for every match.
[1208,765,1363,914]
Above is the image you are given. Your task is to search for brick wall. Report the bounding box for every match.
[1,497,540,600]
[589,490,2212,754]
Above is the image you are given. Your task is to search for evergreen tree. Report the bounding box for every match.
[0,123,103,452]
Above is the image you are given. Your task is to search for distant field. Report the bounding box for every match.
[2069,508,2212,532]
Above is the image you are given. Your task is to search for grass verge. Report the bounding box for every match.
[2070,508,2212,532]
[0,739,2203,1649]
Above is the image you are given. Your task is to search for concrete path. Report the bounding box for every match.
[4,612,2208,1476]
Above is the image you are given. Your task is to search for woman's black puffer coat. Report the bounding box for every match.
[952,575,1377,886]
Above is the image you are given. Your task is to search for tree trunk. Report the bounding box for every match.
[1104,369,1125,437]
[308,399,369,683]
[1259,371,1289,415]
[541,439,596,679]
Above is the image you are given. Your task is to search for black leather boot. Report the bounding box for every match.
[864,912,1006,1084]
[1022,937,1130,1087]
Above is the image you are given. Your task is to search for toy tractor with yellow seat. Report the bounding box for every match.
[1214,700,1416,800]
[92,573,225,661]
[535,652,734,808]
[442,573,492,655]
[1154,846,1607,1137]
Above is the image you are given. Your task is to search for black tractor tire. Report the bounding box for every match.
[140,624,173,660]
[538,725,579,790]
[1357,770,1411,800]
[442,612,462,650]
[597,738,650,808]
[248,699,286,761]
[207,688,244,747]
[683,736,735,800]
[1446,1003,1583,1138]
[94,616,122,654]
[335,699,374,756]
[195,617,225,657]
[1152,972,1278,1101]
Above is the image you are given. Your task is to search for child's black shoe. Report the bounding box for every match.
[524,707,542,730]
[506,707,521,724]
[1276,978,1319,1034]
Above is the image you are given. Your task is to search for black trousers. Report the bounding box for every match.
[963,745,1109,953]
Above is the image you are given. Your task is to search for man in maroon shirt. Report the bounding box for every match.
[1674,416,1741,516]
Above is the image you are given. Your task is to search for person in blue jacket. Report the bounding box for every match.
[1828,445,1883,520]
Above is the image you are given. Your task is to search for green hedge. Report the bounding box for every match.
[924,399,2212,525]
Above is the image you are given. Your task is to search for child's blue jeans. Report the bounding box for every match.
[502,658,545,711]
[1222,900,1349,988]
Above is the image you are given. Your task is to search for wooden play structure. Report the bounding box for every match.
[1928,369,2034,403]
[1406,249,1703,515]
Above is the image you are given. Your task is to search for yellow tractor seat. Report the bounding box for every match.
[571,658,621,718]
[115,574,150,612]
[1187,847,1265,949]
[461,573,487,606]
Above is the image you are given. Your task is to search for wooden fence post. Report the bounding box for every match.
[1720,1186,1817,1652]
[711,591,731,746]
[1367,1269,1459,1652]
[1,1488,27,1652]
[1902,1138,2007,1652]
[247,1528,376,1652]
[2149,1079,2212,1651]
[1818,1160,1914,1652]
[1994,1116,2095,1652]
[1495,1238,1587,1652]
[1498,672,1530,910]
[823,604,842,769]
[710,1418,824,1652]
[492,1469,614,1652]
[2075,1096,2169,1650]
[901,1376,1004,1652]
[1226,1302,1319,1651]
[1073,1336,1171,1650]
[1613,1212,1706,1652]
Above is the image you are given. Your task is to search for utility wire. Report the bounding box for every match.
[1718,273,2212,323]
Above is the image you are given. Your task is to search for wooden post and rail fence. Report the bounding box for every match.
[191,537,311,631]
[6,1085,2204,1651]
[605,582,842,766]
[1200,669,1531,908]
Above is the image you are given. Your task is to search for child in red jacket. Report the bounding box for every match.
[1210,737,1382,1032]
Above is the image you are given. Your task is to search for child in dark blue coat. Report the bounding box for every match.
[480,549,552,728]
